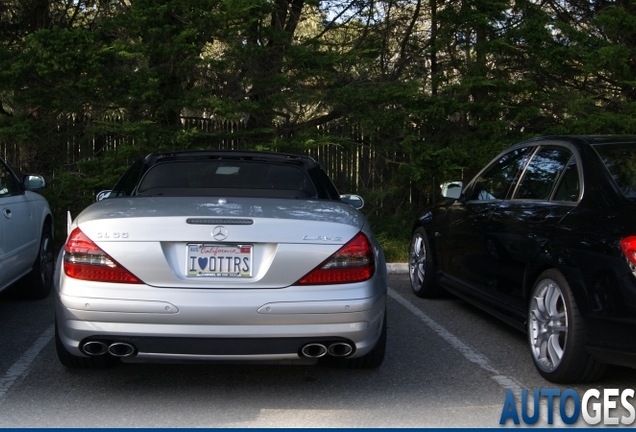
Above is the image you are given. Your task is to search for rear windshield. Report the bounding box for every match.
[135,160,317,199]
[593,142,636,198]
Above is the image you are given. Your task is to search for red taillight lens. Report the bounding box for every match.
[295,232,375,285]
[621,236,636,267]
[64,227,142,284]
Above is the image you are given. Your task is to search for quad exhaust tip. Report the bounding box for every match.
[327,342,354,357]
[301,342,354,358]
[82,340,350,359]
[81,341,136,357]
[107,342,136,357]
[82,341,108,356]
[301,343,328,358]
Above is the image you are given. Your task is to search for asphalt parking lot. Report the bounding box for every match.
[1,273,636,427]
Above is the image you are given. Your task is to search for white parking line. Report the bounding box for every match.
[0,325,54,402]
[388,288,524,396]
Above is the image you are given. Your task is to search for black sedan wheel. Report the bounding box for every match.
[408,227,441,298]
[528,269,606,383]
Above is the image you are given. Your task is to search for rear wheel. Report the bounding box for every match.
[55,321,116,369]
[19,224,54,300]
[409,227,442,298]
[528,269,607,383]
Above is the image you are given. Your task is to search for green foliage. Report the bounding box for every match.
[365,212,415,263]
[4,0,636,258]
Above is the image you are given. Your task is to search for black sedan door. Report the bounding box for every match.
[437,144,581,324]
[438,147,532,301]
[485,145,580,314]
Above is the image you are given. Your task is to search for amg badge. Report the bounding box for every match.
[303,235,342,241]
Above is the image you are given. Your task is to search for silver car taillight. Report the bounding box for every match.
[64,227,142,284]
[295,232,375,285]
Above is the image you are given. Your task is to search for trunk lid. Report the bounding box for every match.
[70,197,365,288]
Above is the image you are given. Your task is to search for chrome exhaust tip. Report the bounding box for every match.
[301,343,328,358]
[327,342,353,357]
[108,342,136,357]
[82,341,108,356]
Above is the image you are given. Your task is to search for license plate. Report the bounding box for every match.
[186,244,253,278]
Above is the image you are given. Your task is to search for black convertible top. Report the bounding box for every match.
[145,150,320,168]
[108,149,340,200]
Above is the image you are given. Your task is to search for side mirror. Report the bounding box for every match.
[23,174,46,191]
[441,181,463,200]
[96,190,112,201]
[340,194,364,209]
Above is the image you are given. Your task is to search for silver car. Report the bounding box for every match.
[0,158,53,300]
[55,150,387,368]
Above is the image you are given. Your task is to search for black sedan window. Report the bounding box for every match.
[514,147,573,200]
[467,147,531,201]
[552,158,580,202]
[594,143,636,198]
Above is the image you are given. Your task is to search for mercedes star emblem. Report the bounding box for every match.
[212,226,229,241]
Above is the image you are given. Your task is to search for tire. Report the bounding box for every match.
[328,310,386,369]
[19,224,54,300]
[55,321,117,369]
[409,227,442,298]
[527,269,607,383]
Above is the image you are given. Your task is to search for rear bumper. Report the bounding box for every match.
[587,346,636,369]
[55,270,386,363]
[585,314,636,369]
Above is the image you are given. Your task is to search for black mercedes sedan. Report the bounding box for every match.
[409,135,636,383]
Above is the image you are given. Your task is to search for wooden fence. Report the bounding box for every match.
[0,116,427,213]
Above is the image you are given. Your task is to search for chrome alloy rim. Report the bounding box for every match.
[529,278,568,373]
[409,233,426,289]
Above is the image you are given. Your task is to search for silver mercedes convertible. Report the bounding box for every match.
[54,150,387,368]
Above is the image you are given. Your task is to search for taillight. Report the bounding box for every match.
[295,232,375,285]
[64,227,142,283]
[621,236,636,267]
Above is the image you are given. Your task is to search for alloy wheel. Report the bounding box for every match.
[409,232,426,290]
[528,278,568,373]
